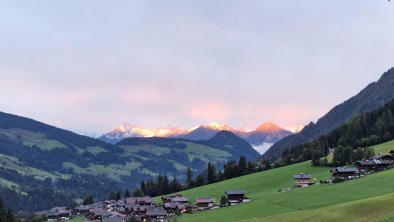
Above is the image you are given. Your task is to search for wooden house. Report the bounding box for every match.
[356,159,391,171]
[162,195,189,205]
[144,207,168,222]
[225,190,246,204]
[46,207,72,220]
[371,154,394,162]
[195,197,216,210]
[293,173,314,188]
[331,167,359,179]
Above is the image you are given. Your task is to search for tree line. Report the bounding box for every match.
[109,156,260,198]
[0,195,17,222]
[279,98,394,167]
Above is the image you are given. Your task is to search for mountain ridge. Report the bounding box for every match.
[263,67,394,161]
[0,111,260,213]
[100,122,293,151]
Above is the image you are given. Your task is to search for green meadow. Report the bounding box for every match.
[171,140,394,222]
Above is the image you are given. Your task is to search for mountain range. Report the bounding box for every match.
[263,67,394,161]
[0,111,259,213]
[99,122,294,154]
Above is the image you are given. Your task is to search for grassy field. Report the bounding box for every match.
[168,140,394,222]
[67,216,86,222]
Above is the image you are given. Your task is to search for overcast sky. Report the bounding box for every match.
[0,1,393,136]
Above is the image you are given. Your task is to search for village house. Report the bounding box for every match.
[125,196,155,206]
[372,154,394,162]
[161,194,190,215]
[331,167,359,179]
[225,190,248,205]
[43,207,72,221]
[89,209,112,221]
[144,207,168,222]
[293,173,314,188]
[161,194,189,205]
[356,159,392,172]
[195,197,216,210]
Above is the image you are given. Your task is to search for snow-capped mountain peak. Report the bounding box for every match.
[255,122,283,133]
[203,122,235,131]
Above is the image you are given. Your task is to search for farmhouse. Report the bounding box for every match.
[162,194,189,204]
[225,190,247,204]
[356,159,392,171]
[293,173,314,188]
[196,197,216,210]
[371,154,394,162]
[331,167,359,179]
[356,160,376,171]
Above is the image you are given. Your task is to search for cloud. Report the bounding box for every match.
[0,1,393,135]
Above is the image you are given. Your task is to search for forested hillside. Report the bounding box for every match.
[280,97,394,166]
[263,67,394,161]
[0,112,259,213]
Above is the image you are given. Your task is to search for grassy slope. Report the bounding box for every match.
[173,140,394,222]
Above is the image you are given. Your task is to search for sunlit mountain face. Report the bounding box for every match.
[99,122,294,155]
[115,124,189,137]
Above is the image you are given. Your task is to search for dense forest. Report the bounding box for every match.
[0,195,18,222]
[280,98,394,166]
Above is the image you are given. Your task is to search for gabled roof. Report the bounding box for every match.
[293,173,311,179]
[373,159,392,165]
[225,190,246,195]
[333,167,358,173]
[356,160,376,166]
[196,197,215,204]
[371,154,394,159]
[146,207,167,217]
[171,197,189,202]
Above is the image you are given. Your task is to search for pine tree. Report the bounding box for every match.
[238,156,247,176]
[170,177,180,193]
[186,167,193,187]
[133,189,144,197]
[115,192,121,201]
[140,181,146,194]
[162,175,170,195]
[124,189,131,198]
[195,175,205,187]
[83,194,94,205]
[207,162,216,184]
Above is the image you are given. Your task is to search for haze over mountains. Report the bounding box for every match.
[99,122,295,154]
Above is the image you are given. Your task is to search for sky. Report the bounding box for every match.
[0,1,393,136]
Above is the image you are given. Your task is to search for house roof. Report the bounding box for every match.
[356,160,376,166]
[146,207,167,217]
[91,209,112,218]
[373,159,392,165]
[171,197,189,202]
[293,173,311,179]
[371,154,394,159]
[163,203,177,209]
[225,190,246,195]
[196,197,215,204]
[333,167,358,173]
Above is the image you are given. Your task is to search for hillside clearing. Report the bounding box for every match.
[173,140,394,222]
